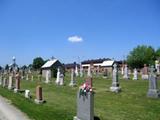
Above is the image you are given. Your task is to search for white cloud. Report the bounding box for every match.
[68,35,83,43]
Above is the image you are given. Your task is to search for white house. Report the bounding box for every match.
[41,59,62,78]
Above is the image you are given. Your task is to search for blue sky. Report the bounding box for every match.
[0,0,160,66]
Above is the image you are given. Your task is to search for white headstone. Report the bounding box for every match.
[8,74,14,90]
[25,90,31,98]
[75,65,79,77]
[45,70,50,83]
[55,68,60,84]
[69,69,76,87]
[121,66,124,75]
[123,65,129,79]
[26,74,29,81]
[59,74,64,86]
[80,65,83,77]
[87,65,92,77]
[133,68,138,80]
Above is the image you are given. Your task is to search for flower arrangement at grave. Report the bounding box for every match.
[79,82,93,96]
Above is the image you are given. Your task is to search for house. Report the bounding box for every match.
[64,62,80,72]
[41,59,62,78]
[81,58,112,73]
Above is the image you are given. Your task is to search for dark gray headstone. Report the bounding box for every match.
[147,66,160,98]
[74,91,94,120]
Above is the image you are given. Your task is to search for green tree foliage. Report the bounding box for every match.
[5,64,9,70]
[127,45,156,69]
[32,57,45,70]
[155,48,160,59]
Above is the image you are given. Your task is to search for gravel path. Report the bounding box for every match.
[0,96,30,120]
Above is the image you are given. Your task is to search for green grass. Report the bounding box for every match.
[0,74,160,120]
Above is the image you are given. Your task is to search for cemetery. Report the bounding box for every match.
[0,56,160,120]
[0,1,160,120]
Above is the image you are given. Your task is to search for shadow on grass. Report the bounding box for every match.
[94,116,100,120]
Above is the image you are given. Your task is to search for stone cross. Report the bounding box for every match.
[69,69,76,87]
[147,65,160,98]
[133,68,138,80]
[110,64,121,93]
[123,64,129,79]
[35,85,44,104]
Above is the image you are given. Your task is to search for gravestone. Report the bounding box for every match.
[103,69,108,78]
[87,66,92,77]
[0,73,3,85]
[155,60,160,74]
[75,65,79,77]
[110,64,121,93]
[55,68,60,84]
[35,85,44,104]
[80,65,83,77]
[121,66,124,75]
[8,73,14,90]
[31,75,34,81]
[74,84,94,120]
[25,90,31,99]
[3,77,7,87]
[2,72,7,87]
[123,64,129,79]
[59,74,64,86]
[133,68,138,80]
[14,73,21,93]
[69,69,76,87]
[147,66,160,98]
[141,64,149,80]
[26,74,29,81]
[45,70,50,83]
[86,77,93,88]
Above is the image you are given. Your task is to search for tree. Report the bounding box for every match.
[127,45,156,69]
[0,66,2,71]
[5,64,9,70]
[155,48,160,59]
[32,57,45,70]
[21,65,27,70]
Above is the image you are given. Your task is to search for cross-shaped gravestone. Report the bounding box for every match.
[110,64,121,93]
[147,65,160,98]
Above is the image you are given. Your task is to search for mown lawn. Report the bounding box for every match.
[0,73,160,120]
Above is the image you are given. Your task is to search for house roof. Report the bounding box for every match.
[41,59,58,68]
[81,58,111,65]
[101,60,114,67]
[65,63,80,69]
